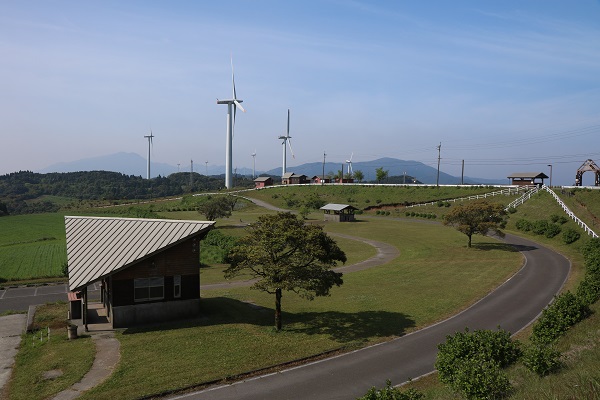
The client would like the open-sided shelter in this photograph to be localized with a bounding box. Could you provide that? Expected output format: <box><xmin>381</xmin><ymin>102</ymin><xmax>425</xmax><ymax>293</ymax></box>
<box><xmin>65</xmin><ymin>216</ymin><xmax>214</xmax><ymax>328</ymax></box>
<box><xmin>320</xmin><ymin>203</ymin><xmax>357</xmax><ymax>222</ymax></box>
<box><xmin>507</xmin><ymin>172</ymin><xmax>548</xmax><ymax>186</ymax></box>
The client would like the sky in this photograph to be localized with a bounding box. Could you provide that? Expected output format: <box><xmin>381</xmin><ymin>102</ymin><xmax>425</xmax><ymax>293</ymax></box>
<box><xmin>1</xmin><ymin>0</ymin><xmax>600</xmax><ymax>185</ymax></box>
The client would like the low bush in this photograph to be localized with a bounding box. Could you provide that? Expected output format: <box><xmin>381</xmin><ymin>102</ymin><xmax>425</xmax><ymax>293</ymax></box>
<box><xmin>515</xmin><ymin>219</ymin><xmax>532</xmax><ymax>231</ymax></box>
<box><xmin>544</xmin><ymin>223</ymin><xmax>561</xmax><ymax>238</ymax></box>
<box><xmin>562</xmin><ymin>228</ymin><xmax>581</xmax><ymax>244</ymax></box>
<box><xmin>531</xmin><ymin>291</ymin><xmax>591</xmax><ymax>344</ymax></box>
<box><xmin>522</xmin><ymin>343</ymin><xmax>562</xmax><ymax>376</ymax></box>
<box><xmin>357</xmin><ymin>380</ymin><xmax>424</xmax><ymax>400</ymax></box>
<box><xmin>452</xmin><ymin>356</ymin><xmax>511</xmax><ymax>400</ymax></box>
<box><xmin>436</xmin><ymin>328</ymin><xmax>520</xmax><ymax>392</ymax></box>
<box><xmin>531</xmin><ymin>220</ymin><xmax>549</xmax><ymax>235</ymax></box>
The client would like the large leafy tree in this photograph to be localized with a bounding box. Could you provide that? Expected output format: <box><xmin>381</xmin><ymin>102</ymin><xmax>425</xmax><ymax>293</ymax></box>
<box><xmin>375</xmin><ymin>167</ymin><xmax>388</xmax><ymax>184</ymax></box>
<box><xmin>198</xmin><ymin>196</ymin><xmax>232</xmax><ymax>221</ymax></box>
<box><xmin>443</xmin><ymin>200</ymin><xmax>507</xmax><ymax>248</ymax></box>
<box><xmin>225</xmin><ymin>212</ymin><xmax>346</xmax><ymax>330</ymax></box>
<box><xmin>353</xmin><ymin>170</ymin><xmax>364</xmax><ymax>183</ymax></box>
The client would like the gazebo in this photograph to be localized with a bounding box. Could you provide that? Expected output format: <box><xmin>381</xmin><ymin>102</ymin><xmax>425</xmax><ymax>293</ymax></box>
<box><xmin>320</xmin><ymin>204</ymin><xmax>357</xmax><ymax>222</ymax></box>
<box><xmin>507</xmin><ymin>172</ymin><xmax>548</xmax><ymax>187</ymax></box>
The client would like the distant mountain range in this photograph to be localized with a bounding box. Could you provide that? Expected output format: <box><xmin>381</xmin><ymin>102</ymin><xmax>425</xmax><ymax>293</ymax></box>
<box><xmin>38</xmin><ymin>152</ymin><xmax>503</xmax><ymax>185</ymax></box>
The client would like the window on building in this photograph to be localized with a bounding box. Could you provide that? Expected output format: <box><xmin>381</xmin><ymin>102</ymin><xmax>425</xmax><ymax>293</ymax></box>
<box><xmin>134</xmin><ymin>277</ymin><xmax>164</xmax><ymax>302</ymax></box>
<box><xmin>173</xmin><ymin>275</ymin><xmax>181</xmax><ymax>298</ymax></box>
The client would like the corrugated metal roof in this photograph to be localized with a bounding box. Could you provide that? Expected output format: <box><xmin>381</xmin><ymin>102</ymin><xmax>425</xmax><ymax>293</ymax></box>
<box><xmin>65</xmin><ymin>216</ymin><xmax>214</xmax><ymax>291</ymax></box>
<box><xmin>507</xmin><ymin>172</ymin><xmax>549</xmax><ymax>179</ymax></box>
<box><xmin>320</xmin><ymin>203</ymin><xmax>356</xmax><ymax>211</ymax></box>
<box><xmin>254</xmin><ymin>176</ymin><xmax>271</xmax><ymax>181</ymax></box>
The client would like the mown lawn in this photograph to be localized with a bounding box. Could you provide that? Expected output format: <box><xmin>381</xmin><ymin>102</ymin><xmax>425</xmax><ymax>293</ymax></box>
<box><xmin>78</xmin><ymin>220</ymin><xmax>522</xmax><ymax>400</ymax></box>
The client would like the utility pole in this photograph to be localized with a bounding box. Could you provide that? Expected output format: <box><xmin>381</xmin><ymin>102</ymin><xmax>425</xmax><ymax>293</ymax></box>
<box><xmin>190</xmin><ymin>159</ymin><xmax>194</xmax><ymax>188</ymax></box>
<box><xmin>436</xmin><ymin>142</ymin><xmax>441</xmax><ymax>187</ymax></box>
<box><xmin>547</xmin><ymin>164</ymin><xmax>553</xmax><ymax>187</ymax></box>
<box><xmin>461</xmin><ymin>160</ymin><xmax>464</xmax><ymax>185</ymax></box>
<box><xmin>322</xmin><ymin>151</ymin><xmax>326</xmax><ymax>185</ymax></box>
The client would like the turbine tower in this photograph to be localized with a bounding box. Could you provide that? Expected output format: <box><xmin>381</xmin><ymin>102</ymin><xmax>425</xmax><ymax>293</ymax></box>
<box><xmin>143</xmin><ymin>131</ymin><xmax>154</xmax><ymax>180</ymax></box>
<box><xmin>251</xmin><ymin>150</ymin><xmax>256</xmax><ymax>179</ymax></box>
<box><xmin>278</xmin><ymin>109</ymin><xmax>294</xmax><ymax>177</ymax></box>
<box><xmin>217</xmin><ymin>57</ymin><xmax>245</xmax><ymax>189</ymax></box>
<box><xmin>346</xmin><ymin>152</ymin><xmax>354</xmax><ymax>176</ymax></box>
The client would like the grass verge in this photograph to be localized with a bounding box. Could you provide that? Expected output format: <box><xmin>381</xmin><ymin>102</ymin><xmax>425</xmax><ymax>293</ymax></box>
<box><xmin>5</xmin><ymin>302</ymin><xmax>95</xmax><ymax>400</ymax></box>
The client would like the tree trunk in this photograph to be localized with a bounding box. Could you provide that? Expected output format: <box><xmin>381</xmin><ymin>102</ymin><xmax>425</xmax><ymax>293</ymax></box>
<box><xmin>467</xmin><ymin>234</ymin><xmax>472</xmax><ymax>248</ymax></box>
<box><xmin>275</xmin><ymin>288</ymin><xmax>282</xmax><ymax>331</ymax></box>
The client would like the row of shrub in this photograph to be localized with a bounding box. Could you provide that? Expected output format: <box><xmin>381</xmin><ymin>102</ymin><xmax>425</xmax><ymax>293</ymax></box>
<box><xmin>404</xmin><ymin>211</ymin><xmax>437</xmax><ymax>219</ymax></box>
<box><xmin>430</xmin><ymin>238</ymin><xmax>600</xmax><ymax>399</ymax></box>
<box><xmin>515</xmin><ymin>216</ymin><xmax>580</xmax><ymax>244</ymax></box>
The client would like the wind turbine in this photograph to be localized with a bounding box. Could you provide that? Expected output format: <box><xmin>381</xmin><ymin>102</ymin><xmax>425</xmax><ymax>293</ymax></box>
<box><xmin>346</xmin><ymin>152</ymin><xmax>354</xmax><ymax>176</ymax></box>
<box><xmin>278</xmin><ymin>109</ymin><xmax>295</xmax><ymax>177</ymax></box>
<box><xmin>217</xmin><ymin>56</ymin><xmax>246</xmax><ymax>189</ymax></box>
<box><xmin>143</xmin><ymin>130</ymin><xmax>154</xmax><ymax>180</ymax></box>
<box><xmin>251</xmin><ymin>150</ymin><xmax>256</xmax><ymax>179</ymax></box>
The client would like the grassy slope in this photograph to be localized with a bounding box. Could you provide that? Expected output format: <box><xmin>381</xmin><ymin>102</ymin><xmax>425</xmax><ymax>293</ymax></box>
<box><xmin>403</xmin><ymin>190</ymin><xmax>600</xmax><ymax>399</ymax></box>
<box><xmin>244</xmin><ymin>185</ymin><xmax>499</xmax><ymax>210</ymax></box>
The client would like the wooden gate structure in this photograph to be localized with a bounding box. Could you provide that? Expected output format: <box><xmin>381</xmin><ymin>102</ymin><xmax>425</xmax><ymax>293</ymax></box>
<box><xmin>575</xmin><ymin>159</ymin><xmax>600</xmax><ymax>186</ymax></box>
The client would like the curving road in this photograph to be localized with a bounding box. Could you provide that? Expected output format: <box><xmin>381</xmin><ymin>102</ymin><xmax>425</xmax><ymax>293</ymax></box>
<box><xmin>171</xmin><ymin>232</ymin><xmax>570</xmax><ymax>400</ymax></box>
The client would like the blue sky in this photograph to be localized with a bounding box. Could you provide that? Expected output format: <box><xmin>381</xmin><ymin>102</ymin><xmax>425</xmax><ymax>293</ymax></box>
<box><xmin>2</xmin><ymin>0</ymin><xmax>600</xmax><ymax>185</ymax></box>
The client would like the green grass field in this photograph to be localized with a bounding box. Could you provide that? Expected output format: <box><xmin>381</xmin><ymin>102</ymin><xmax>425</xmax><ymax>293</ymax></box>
<box><xmin>0</xmin><ymin>213</ymin><xmax>68</xmax><ymax>282</ymax></box>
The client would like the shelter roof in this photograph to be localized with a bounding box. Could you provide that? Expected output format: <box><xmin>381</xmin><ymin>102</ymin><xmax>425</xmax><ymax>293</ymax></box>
<box><xmin>65</xmin><ymin>216</ymin><xmax>214</xmax><ymax>291</ymax></box>
<box><xmin>507</xmin><ymin>172</ymin><xmax>549</xmax><ymax>179</ymax></box>
<box><xmin>320</xmin><ymin>203</ymin><xmax>357</xmax><ymax>211</ymax></box>
<box><xmin>282</xmin><ymin>172</ymin><xmax>295</xmax><ymax>178</ymax></box>
<box><xmin>254</xmin><ymin>176</ymin><xmax>272</xmax><ymax>182</ymax></box>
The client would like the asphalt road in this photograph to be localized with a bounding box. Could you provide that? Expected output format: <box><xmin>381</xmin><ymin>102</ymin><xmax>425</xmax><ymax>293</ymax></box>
<box><xmin>0</xmin><ymin>282</ymin><xmax>100</xmax><ymax>313</ymax></box>
<box><xmin>170</xmin><ymin>232</ymin><xmax>570</xmax><ymax>400</ymax></box>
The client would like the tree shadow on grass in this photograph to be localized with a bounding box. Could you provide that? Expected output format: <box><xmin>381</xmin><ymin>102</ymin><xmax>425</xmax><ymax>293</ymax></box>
<box><xmin>122</xmin><ymin>297</ymin><xmax>415</xmax><ymax>344</ymax></box>
<box><xmin>285</xmin><ymin>310</ymin><xmax>416</xmax><ymax>343</ymax></box>
<box><xmin>471</xmin><ymin>242</ymin><xmax>537</xmax><ymax>252</ymax></box>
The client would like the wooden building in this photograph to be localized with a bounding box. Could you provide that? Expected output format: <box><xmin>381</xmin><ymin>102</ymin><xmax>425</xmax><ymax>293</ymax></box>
<box><xmin>65</xmin><ymin>216</ymin><xmax>214</xmax><ymax>328</ymax></box>
<box><xmin>311</xmin><ymin>176</ymin><xmax>331</xmax><ymax>184</ymax></box>
<box><xmin>507</xmin><ymin>172</ymin><xmax>549</xmax><ymax>187</ymax></box>
<box><xmin>320</xmin><ymin>204</ymin><xmax>357</xmax><ymax>222</ymax></box>
<box><xmin>282</xmin><ymin>172</ymin><xmax>308</xmax><ymax>185</ymax></box>
<box><xmin>254</xmin><ymin>176</ymin><xmax>273</xmax><ymax>188</ymax></box>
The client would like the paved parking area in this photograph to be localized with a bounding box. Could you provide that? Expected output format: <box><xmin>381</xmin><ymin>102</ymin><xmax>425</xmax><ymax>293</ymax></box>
<box><xmin>0</xmin><ymin>283</ymin><xmax>100</xmax><ymax>313</ymax></box>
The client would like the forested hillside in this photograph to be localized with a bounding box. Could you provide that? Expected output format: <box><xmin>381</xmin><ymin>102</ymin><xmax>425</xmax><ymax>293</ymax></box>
<box><xmin>0</xmin><ymin>170</ymin><xmax>254</xmax><ymax>215</ymax></box>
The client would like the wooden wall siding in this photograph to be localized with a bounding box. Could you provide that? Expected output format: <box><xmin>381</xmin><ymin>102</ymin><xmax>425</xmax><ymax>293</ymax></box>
<box><xmin>111</xmin><ymin>273</ymin><xmax>199</xmax><ymax>307</ymax></box>
<box><xmin>112</xmin><ymin>238</ymin><xmax>199</xmax><ymax>281</ymax></box>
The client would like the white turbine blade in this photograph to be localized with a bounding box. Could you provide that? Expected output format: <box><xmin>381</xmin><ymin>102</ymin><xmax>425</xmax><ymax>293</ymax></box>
<box><xmin>231</xmin><ymin>55</ymin><xmax>236</xmax><ymax>100</ymax></box>
<box><xmin>287</xmin><ymin>109</ymin><xmax>290</xmax><ymax>137</ymax></box>
<box><xmin>234</xmin><ymin>100</ymin><xmax>245</xmax><ymax>113</ymax></box>
<box><xmin>350</xmin><ymin>152</ymin><xmax>353</xmax><ymax>162</ymax></box>
<box><xmin>288</xmin><ymin>138</ymin><xmax>295</xmax><ymax>159</ymax></box>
